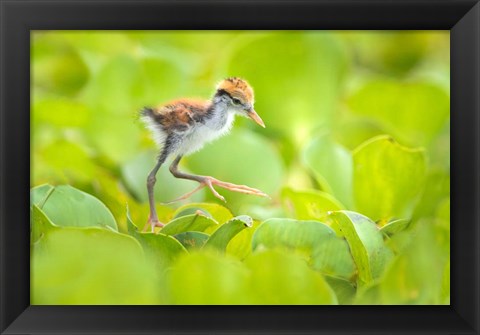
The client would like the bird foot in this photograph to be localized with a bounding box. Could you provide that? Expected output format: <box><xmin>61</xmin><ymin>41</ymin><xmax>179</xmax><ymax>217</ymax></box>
<box><xmin>162</xmin><ymin>176</ymin><xmax>269</xmax><ymax>204</ymax></box>
<box><xmin>143</xmin><ymin>217</ymin><xmax>165</xmax><ymax>233</ymax></box>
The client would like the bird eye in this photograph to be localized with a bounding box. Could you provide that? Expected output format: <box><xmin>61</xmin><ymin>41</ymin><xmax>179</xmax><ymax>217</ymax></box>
<box><xmin>232</xmin><ymin>98</ymin><xmax>241</xmax><ymax>105</ymax></box>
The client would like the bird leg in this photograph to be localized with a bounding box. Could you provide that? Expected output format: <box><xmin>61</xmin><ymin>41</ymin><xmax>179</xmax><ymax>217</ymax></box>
<box><xmin>144</xmin><ymin>151</ymin><xmax>168</xmax><ymax>233</ymax></box>
<box><xmin>164</xmin><ymin>155</ymin><xmax>269</xmax><ymax>204</ymax></box>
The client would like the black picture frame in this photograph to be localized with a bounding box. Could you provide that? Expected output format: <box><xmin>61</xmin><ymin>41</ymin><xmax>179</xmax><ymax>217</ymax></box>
<box><xmin>1</xmin><ymin>0</ymin><xmax>479</xmax><ymax>334</ymax></box>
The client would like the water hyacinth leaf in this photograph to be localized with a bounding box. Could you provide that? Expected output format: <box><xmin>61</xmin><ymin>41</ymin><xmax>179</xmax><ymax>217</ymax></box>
<box><xmin>167</xmin><ymin>252</ymin><xmax>251</xmax><ymax>304</ymax></box>
<box><xmin>226</xmin><ymin>220</ymin><xmax>261</xmax><ymax>260</ymax></box>
<box><xmin>244</xmin><ymin>250</ymin><xmax>338</xmax><ymax>304</ymax></box>
<box><xmin>252</xmin><ymin>218</ymin><xmax>356</xmax><ymax>279</ymax></box>
<box><xmin>324</xmin><ymin>276</ymin><xmax>356</xmax><ymax>305</ymax></box>
<box><xmin>32</xmin><ymin>34</ymin><xmax>89</xmax><ymax>96</ymax></box>
<box><xmin>121</xmin><ymin>150</ymin><xmax>205</xmax><ymax>204</ymax></box>
<box><xmin>33</xmin><ymin>98</ymin><xmax>90</xmax><ymax>128</ymax></box>
<box><xmin>33</xmin><ymin>140</ymin><xmax>98</xmax><ymax>184</ymax></box>
<box><xmin>224</xmin><ymin>32</ymin><xmax>348</xmax><ymax>144</ymax></box>
<box><xmin>379</xmin><ymin>223</ymin><xmax>448</xmax><ymax>304</ymax></box>
<box><xmin>204</xmin><ymin>215</ymin><xmax>253</xmax><ymax>252</ymax></box>
<box><xmin>353</xmin><ymin>135</ymin><xmax>426</xmax><ymax>221</ymax></box>
<box><xmin>329</xmin><ymin>211</ymin><xmax>393</xmax><ymax>286</ymax></box>
<box><xmin>127</xmin><ymin>212</ymin><xmax>188</xmax><ymax>269</ymax></box>
<box><xmin>31</xmin><ymin>184</ymin><xmax>117</xmax><ymax>231</ymax></box>
<box><xmin>186</xmin><ymin>130</ymin><xmax>284</xmax><ymax>213</ymax></box>
<box><xmin>281</xmin><ymin>187</ymin><xmax>344</xmax><ymax>221</ymax></box>
<box><xmin>160</xmin><ymin>213</ymin><xmax>218</xmax><ymax>236</ymax></box>
<box><xmin>347</xmin><ymin>79</ymin><xmax>449</xmax><ymax>146</ymax></box>
<box><xmin>174</xmin><ymin>231</ymin><xmax>210</xmax><ymax>250</ymax></box>
<box><xmin>172</xmin><ymin>203</ymin><xmax>234</xmax><ymax>224</ymax></box>
<box><xmin>31</xmin><ymin>225</ymin><xmax>159</xmax><ymax>304</ymax></box>
<box><xmin>380</xmin><ymin>219</ymin><xmax>410</xmax><ymax>236</ymax></box>
<box><xmin>302</xmin><ymin>135</ymin><xmax>353</xmax><ymax>207</ymax></box>
<box><xmin>167</xmin><ymin>250</ymin><xmax>338</xmax><ymax>305</ymax></box>
<box><xmin>31</xmin><ymin>205</ymin><xmax>57</xmax><ymax>243</ymax></box>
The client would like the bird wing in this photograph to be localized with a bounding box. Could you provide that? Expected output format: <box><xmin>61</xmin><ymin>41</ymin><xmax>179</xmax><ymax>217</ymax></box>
<box><xmin>153</xmin><ymin>99</ymin><xmax>209</xmax><ymax>133</ymax></box>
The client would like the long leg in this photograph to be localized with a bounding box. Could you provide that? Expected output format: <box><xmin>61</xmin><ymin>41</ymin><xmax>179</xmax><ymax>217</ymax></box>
<box><xmin>165</xmin><ymin>155</ymin><xmax>269</xmax><ymax>204</ymax></box>
<box><xmin>144</xmin><ymin>149</ymin><xmax>169</xmax><ymax>232</ymax></box>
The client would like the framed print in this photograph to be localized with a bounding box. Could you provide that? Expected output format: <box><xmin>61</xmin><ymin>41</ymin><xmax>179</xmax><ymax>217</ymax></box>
<box><xmin>1</xmin><ymin>0</ymin><xmax>479</xmax><ymax>334</ymax></box>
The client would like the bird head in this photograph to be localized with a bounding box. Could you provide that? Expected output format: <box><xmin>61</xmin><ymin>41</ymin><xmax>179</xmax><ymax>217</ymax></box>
<box><xmin>215</xmin><ymin>77</ymin><xmax>265</xmax><ymax>128</ymax></box>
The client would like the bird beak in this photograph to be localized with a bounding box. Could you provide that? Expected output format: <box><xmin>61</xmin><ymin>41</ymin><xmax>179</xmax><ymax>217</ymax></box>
<box><xmin>247</xmin><ymin>109</ymin><xmax>265</xmax><ymax>128</ymax></box>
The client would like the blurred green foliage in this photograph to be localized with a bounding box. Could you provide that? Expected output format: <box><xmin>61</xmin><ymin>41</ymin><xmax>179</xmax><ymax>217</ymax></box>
<box><xmin>31</xmin><ymin>31</ymin><xmax>450</xmax><ymax>305</ymax></box>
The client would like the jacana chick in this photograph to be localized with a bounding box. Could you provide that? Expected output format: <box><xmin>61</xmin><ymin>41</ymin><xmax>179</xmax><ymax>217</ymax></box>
<box><xmin>140</xmin><ymin>77</ymin><xmax>267</xmax><ymax>232</ymax></box>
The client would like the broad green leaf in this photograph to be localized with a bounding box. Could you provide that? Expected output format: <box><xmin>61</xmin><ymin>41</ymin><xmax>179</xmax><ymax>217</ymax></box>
<box><xmin>32</xmin><ymin>34</ymin><xmax>89</xmax><ymax>96</ymax></box>
<box><xmin>340</xmin><ymin>31</ymin><xmax>445</xmax><ymax>75</ymax></box>
<box><xmin>378</xmin><ymin>222</ymin><xmax>448</xmax><ymax>304</ymax></box>
<box><xmin>186</xmin><ymin>130</ymin><xmax>284</xmax><ymax>213</ymax></box>
<box><xmin>441</xmin><ymin>260</ymin><xmax>450</xmax><ymax>304</ymax></box>
<box><xmin>31</xmin><ymin>184</ymin><xmax>117</xmax><ymax>231</ymax></box>
<box><xmin>412</xmin><ymin>168</ymin><xmax>450</xmax><ymax>221</ymax></box>
<box><xmin>172</xmin><ymin>203</ymin><xmax>233</xmax><ymax>224</ymax></box>
<box><xmin>329</xmin><ymin>211</ymin><xmax>393</xmax><ymax>286</ymax></box>
<box><xmin>139</xmin><ymin>57</ymin><xmax>187</xmax><ymax>107</ymax></box>
<box><xmin>281</xmin><ymin>187</ymin><xmax>344</xmax><ymax>221</ymax></box>
<box><xmin>244</xmin><ymin>250</ymin><xmax>338</xmax><ymax>304</ymax></box>
<box><xmin>353</xmin><ymin>135</ymin><xmax>426</xmax><ymax>221</ymax></box>
<box><xmin>33</xmin><ymin>98</ymin><xmax>90</xmax><ymax>128</ymax></box>
<box><xmin>31</xmin><ymin>205</ymin><xmax>57</xmax><ymax>243</ymax></box>
<box><xmin>302</xmin><ymin>135</ymin><xmax>353</xmax><ymax>207</ymax></box>
<box><xmin>121</xmin><ymin>150</ymin><xmax>205</xmax><ymax>204</ymax></box>
<box><xmin>33</xmin><ymin>140</ymin><xmax>98</xmax><ymax>184</ymax></box>
<box><xmin>174</xmin><ymin>231</ymin><xmax>209</xmax><ymax>250</ymax></box>
<box><xmin>252</xmin><ymin>218</ymin><xmax>356</xmax><ymax>279</ymax></box>
<box><xmin>380</xmin><ymin>219</ymin><xmax>410</xmax><ymax>236</ymax></box>
<box><xmin>167</xmin><ymin>252</ymin><xmax>250</xmax><ymax>304</ymax></box>
<box><xmin>224</xmin><ymin>32</ymin><xmax>348</xmax><ymax>145</ymax></box>
<box><xmin>167</xmin><ymin>250</ymin><xmax>338</xmax><ymax>304</ymax></box>
<box><xmin>226</xmin><ymin>220</ymin><xmax>261</xmax><ymax>260</ymax></box>
<box><xmin>160</xmin><ymin>213</ymin><xmax>218</xmax><ymax>236</ymax></box>
<box><xmin>127</xmin><ymin>213</ymin><xmax>187</xmax><ymax>270</ymax></box>
<box><xmin>204</xmin><ymin>215</ymin><xmax>253</xmax><ymax>252</ymax></box>
<box><xmin>31</xmin><ymin>225</ymin><xmax>159</xmax><ymax>304</ymax></box>
<box><xmin>347</xmin><ymin>79</ymin><xmax>449</xmax><ymax>146</ymax></box>
<box><xmin>324</xmin><ymin>276</ymin><xmax>356</xmax><ymax>305</ymax></box>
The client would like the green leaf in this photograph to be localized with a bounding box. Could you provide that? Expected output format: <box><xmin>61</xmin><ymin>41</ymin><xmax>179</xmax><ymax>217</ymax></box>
<box><xmin>33</xmin><ymin>140</ymin><xmax>99</xmax><ymax>184</ymax></box>
<box><xmin>224</xmin><ymin>32</ymin><xmax>348</xmax><ymax>144</ymax></box>
<box><xmin>31</xmin><ymin>224</ymin><xmax>159</xmax><ymax>304</ymax></box>
<box><xmin>31</xmin><ymin>184</ymin><xmax>118</xmax><ymax>231</ymax></box>
<box><xmin>32</xmin><ymin>34</ymin><xmax>89</xmax><ymax>96</ymax></box>
<box><xmin>121</xmin><ymin>150</ymin><xmax>205</xmax><ymax>204</ymax></box>
<box><xmin>167</xmin><ymin>250</ymin><xmax>338</xmax><ymax>304</ymax></box>
<box><xmin>172</xmin><ymin>203</ymin><xmax>234</xmax><ymax>224</ymax></box>
<box><xmin>281</xmin><ymin>187</ymin><xmax>344</xmax><ymax>221</ymax></box>
<box><xmin>204</xmin><ymin>215</ymin><xmax>253</xmax><ymax>252</ymax></box>
<box><xmin>186</xmin><ymin>130</ymin><xmax>284</xmax><ymax>212</ymax></box>
<box><xmin>378</xmin><ymin>222</ymin><xmax>448</xmax><ymax>304</ymax></box>
<box><xmin>353</xmin><ymin>135</ymin><xmax>426</xmax><ymax>221</ymax></box>
<box><xmin>33</xmin><ymin>98</ymin><xmax>90</xmax><ymax>128</ymax></box>
<box><xmin>225</xmin><ymin>220</ymin><xmax>261</xmax><ymax>260</ymax></box>
<box><xmin>347</xmin><ymin>79</ymin><xmax>449</xmax><ymax>146</ymax></box>
<box><xmin>31</xmin><ymin>205</ymin><xmax>57</xmax><ymax>243</ymax></box>
<box><xmin>127</xmin><ymin>211</ymin><xmax>187</xmax><ymax>270</ymax></box>
<box><xmin>441</xmin><ymin>260</ymin><xmax>450</xmax><ymax>304</ymax></box>
<box><xmin>174</xmin><ymin>231</ymin><xmax>209</xmax><ymax>250</ymax></box>
<box><xmin>329</xmin><ymin>211</ymin><xmax>393</xmax><ymax>286</ymax></box>
<box><xmin>324</xmin><ymin>276</ymin><xmax>356</xmax><ymax>305</ymax></box>
<box><xmin>302</xmin><ymin>135</ymin><xmax>353</xmax><ymax>207</ymax></box>
<box><xmin>244</xmin><ymin>250</ymin><xmax>338</xmax><ymax>304</ymax></box>
<box><xmin>160</xmin><ymin>213</ymin><xmax>218</xmax><ymax>235</ymax></box>
<box><xmin>380</xmin><ymin>219</ymin><xmax>410</xmax><ymax>236</ymax></box>
<box><xmin>252</xmin><ymin>218</ymin><xmax>356</xmax><ymax>280</ymax></box>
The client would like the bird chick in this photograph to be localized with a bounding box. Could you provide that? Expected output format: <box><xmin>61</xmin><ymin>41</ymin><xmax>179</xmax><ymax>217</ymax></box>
<box><xmin>140</xmin><ymin>77</ymin><xmax>267</xmax><ymax>232</ymax></box>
